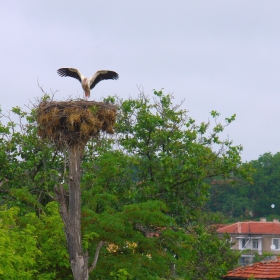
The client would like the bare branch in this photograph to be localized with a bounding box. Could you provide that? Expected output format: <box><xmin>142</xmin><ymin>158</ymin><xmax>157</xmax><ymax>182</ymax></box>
<box><xmin>54</xmin><ymin>184</ymin><xmax>68</xmax><ymax>227</ymax></box>
<box><xmin>88</xmin><ymin>241</ymin><xmax>105</xmax><ymax>273</ymax></box>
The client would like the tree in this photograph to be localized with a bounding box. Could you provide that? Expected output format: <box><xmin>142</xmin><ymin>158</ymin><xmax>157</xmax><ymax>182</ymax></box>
<box><xmin>0</xmin><ymin>90</ymin><xmax>247</xmax><ymax>279</ymax></box>
<box><xmin>207</xmin><ymin>152</ymin><xmax>280</xmax><ymax>220</ymax></box>
<box><xmin>0</xmin><ymin>202</ymin><xmax>71</xmax><ymax>279</ymax></box>
<box><xmin>80</xmin><ymin>90</ymin><xmax>244</xmax><ymax>278</ymax></box>
<box><xmin>246</xmin><ymin>152</ymin><xmax>280</xmax><ymax>217</ymax></box>
<box><xmin>207</xmin><ymin>177</ymin><xmax>255</xmax><ymax>219</ymax></box>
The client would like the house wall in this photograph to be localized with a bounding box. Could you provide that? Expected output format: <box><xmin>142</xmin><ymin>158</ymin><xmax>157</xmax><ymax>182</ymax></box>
<box><xmin>229</xmin><ymin>234</ymin><xmax>280</xmax><ymax>254</ymax></box>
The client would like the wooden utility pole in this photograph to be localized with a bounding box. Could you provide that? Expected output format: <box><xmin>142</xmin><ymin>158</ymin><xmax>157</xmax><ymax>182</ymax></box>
<box><xmin>37</xmin><ymin>100</ymin><xmax>117</xmax><ymax>280</ymax></box>
<box><xmin>66</xmin><ymin>143</ymin><xmax>88</xmax><ymax>279</ymax></box>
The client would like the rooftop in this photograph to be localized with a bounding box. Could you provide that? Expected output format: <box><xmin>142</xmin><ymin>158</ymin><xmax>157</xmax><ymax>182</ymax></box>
<box><xmin>223</xmin><ymin>256</ymin><xmax>280</xmax><ymax>279</ymax></box>
<box><xmin>218</xmin><ymin>220</ymin><xmax>280</xmax><ymax>235</ymax></box>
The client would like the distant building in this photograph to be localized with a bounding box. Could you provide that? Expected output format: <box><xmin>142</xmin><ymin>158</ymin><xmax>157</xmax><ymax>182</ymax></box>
<box><xmin>217</xmin><ymin>218</ymin><xmax>280</xmax><ymax>265</ymax></box>
<box><xmin>223</xmin><ymin>256</ymin><xmax>280</xmax><ymax>279</ymax></box>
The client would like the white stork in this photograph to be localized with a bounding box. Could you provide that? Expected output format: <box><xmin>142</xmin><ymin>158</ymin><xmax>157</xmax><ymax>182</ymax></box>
<box><xmin>57</xmin><ymin>68</ymin><xmax>119</xmax><ymax>100</ymax></box>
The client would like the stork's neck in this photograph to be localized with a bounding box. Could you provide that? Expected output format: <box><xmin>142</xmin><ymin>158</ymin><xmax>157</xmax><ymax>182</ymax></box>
<box><xmin>82</xmin><ymin>77</ymin><xmax>89</xmax><ymax>90</ymax></box>
<box><xmin>82</xmin><ymin>77</ymin><xmax>88</xmax><ymax>84</ymax></box>
<box><xmin>82</xmin><ymin>77</ymin><xmax>90</xmax><ymax>94</ymax></box>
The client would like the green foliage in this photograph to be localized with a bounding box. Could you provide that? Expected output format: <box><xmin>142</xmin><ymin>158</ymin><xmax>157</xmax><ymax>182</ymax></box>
<box><xmin>0</xmin><ymin>90</ymin><xmax>247</xmax><ymax>279</ymax></box>
<box><xmin>208</xmin><ymin>152</ymin><xmax>280</xmax><ymax>219</ymax></box>
<box><xmin>110</xmin><ymin>268</ymin><xmax>131</xmax><ymax>280</ymax></box>
<box><xmin>251</xmin><ymin>251</ymin><xmax>273</xmax><ymax>263</ymax></box>
<box><xmin>0</xmin><ymin>202</ymin><xmax>71</xmax><ymax>279</ymax></box>
<box><xmin>249</xmin><ymin>152</ymin><xmax>280</xmax><ymax>217</ymax></box>
<box><xmin>82</xmin><ymin>91</ymin><xmax>245</xmax><ymax>279</ymax></box>
<box><xmin>115</xmin><ymin>91</ymin><xmax>244</xmax><ymax>216</ymax></box>
<box><xmin>0</xmin><ymin>105</ymin><xmax>64</xmax><ymax>211</ymax></box>
<box><xmin>0</xmin><ymin>206</ymin><xmax>39</xmax><ymax>279</ymax></box>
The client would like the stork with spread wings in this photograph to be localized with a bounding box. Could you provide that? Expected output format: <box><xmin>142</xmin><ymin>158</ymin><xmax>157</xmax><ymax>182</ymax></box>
<box><xmin>57</xmin><ymin>68</ymin><xmax>119</xmax><ymax>100</ymax></box>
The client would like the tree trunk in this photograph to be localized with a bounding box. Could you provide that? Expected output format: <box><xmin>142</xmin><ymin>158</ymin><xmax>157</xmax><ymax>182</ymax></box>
<box><xmin>66</xmin><ymin>143</ymin><xmax>88</xmax><ymax>280</ymax></box>
<box><xmin>54</xmin><ymin>143</ymin><xmax>105</xmax><ymax>279</ymax></box>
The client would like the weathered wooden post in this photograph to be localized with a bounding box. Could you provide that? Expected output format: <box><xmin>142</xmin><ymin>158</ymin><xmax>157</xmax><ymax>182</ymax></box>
<box><xmin>37</xmin><ymin>100</ymin><xmax>117</xmax><ymax>280</ymax></box>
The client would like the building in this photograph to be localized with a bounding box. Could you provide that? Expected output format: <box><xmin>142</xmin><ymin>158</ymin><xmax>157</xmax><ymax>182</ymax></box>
<box><xmin>217</xmin><ymin>218</ymin><xmax>280</xmax><ymax>265</ymax></box>
<box><xmin>223</xmin><ymin>256</ymin><xmax>280</xmax><ymax>279</ymax></box>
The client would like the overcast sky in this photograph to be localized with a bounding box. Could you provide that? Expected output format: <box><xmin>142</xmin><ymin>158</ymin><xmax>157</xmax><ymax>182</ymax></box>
<box><xmin>1</xmin><ymin>1</ymin><xmax>280</xmax><ymax>162</ymax></box>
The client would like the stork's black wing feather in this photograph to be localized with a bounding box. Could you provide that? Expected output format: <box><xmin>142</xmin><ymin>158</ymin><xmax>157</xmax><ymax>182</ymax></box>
<box><xmin>57</xmin><ymin>68</ymin><xmax>82</xmax><ymax>83</ymax></box>
<box><xmin>90</xmin><ymin>71</ymin><xmax>119</xmax><ymax>89</ymax></box>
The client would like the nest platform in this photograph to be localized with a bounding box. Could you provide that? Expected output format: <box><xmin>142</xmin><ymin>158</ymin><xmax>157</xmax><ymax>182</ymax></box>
<box><xmin>37</xmin><ymin>100</ymin><xmax>117</xmax><ymax>147</ymax></box>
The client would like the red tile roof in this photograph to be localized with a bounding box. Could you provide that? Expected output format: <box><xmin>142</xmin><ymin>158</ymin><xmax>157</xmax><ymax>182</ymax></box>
<box><xmin>217</xmin><ymin>221</ymin><xmax>280</xmax><ymax>235</ymax></box>
<box><xmin>224</xmin><ymin>257</ymin><xmax>280</xmax><ymax>279</ymax></box>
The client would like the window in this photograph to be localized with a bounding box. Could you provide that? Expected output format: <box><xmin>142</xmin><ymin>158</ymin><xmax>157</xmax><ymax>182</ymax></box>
<box><xmin>272</xmin><ymin>238</ymin><xmax>280</xmax><ymax>250</ymax></box>
<box><xmin>241</xmin><ymin>239</ymin><xmax>249</xmax><ymax>248</ymax></box>
<box><xmin>239</xmin><ymin>256</ymin><xmax>254</xmax><ymax>266</ymax></box>
<box><xmin>252</xmin><ymin>240</ymin><xmax>258</xmax><ymax>249</ymax></box>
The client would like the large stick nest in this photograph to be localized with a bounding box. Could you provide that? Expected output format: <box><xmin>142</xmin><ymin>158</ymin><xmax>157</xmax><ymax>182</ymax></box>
<box><xmin>37</xmin><ymin>101</ymin><xmax>117</xmax><ymax>147</ymax></box>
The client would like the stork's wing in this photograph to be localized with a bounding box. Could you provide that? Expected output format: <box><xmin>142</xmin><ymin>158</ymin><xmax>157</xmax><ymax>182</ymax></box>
<box><xmin>89</xmin><ymin>70</ymin><xmax>119</xmax><ymax>89</ymax></box>
<box><xmin>57</xmin><ymin>68</ymin><xmax>83</xmax><ymax>83</ymax></box>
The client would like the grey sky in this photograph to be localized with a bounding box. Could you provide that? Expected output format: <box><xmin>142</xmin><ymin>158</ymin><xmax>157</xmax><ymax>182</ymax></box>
<box><xmin>1</xmin><ymin>1</ymin><xmax>280</xmax><ymax>161</ymax></box>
